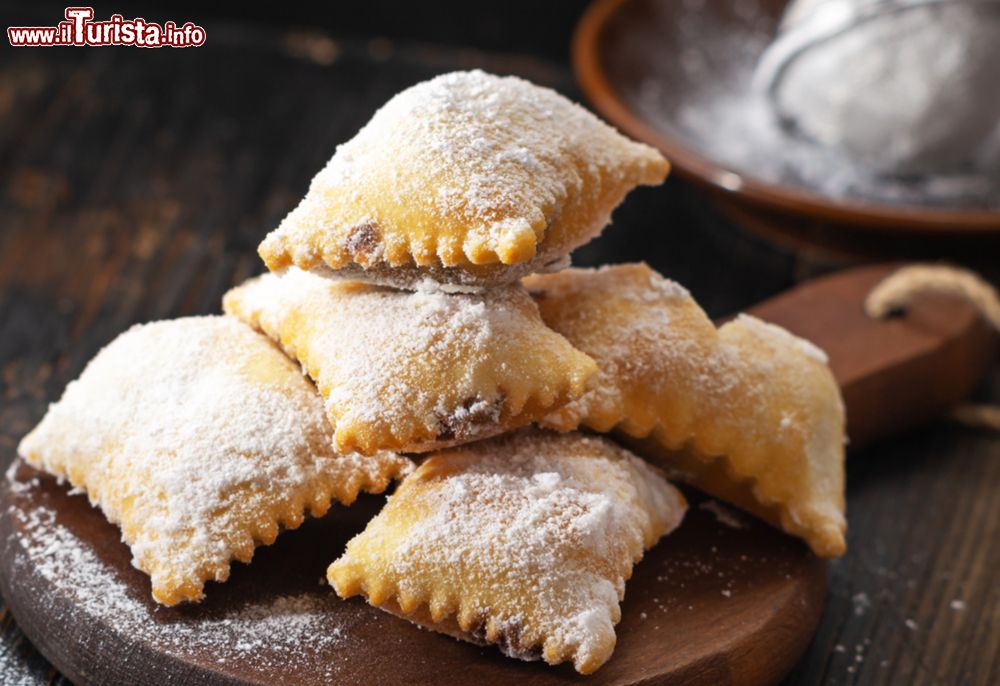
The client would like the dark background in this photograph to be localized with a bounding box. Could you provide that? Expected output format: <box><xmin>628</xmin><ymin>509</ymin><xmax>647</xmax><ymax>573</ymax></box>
<box><xmin>0</xmin><ymin>2</ymin><xmax>997</xmax><ymax>684</ymax></box>
<box><xmin>134</xmin><ymin>1</ymin><xmax>587</xmax><ymax>60</ymax></box>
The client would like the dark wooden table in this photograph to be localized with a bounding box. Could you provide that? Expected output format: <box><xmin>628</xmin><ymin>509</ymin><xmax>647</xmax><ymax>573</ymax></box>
<box><xmin>1</xmin><ymin>3</ymin><xmax>997</xmax><ymax>684</ymax></box>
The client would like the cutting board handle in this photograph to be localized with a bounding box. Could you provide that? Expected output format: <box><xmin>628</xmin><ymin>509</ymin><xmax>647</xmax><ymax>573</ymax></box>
<box><xmin>744</xmin><ymin>264</ymin><xmax>998</xmax><ymax>449</ymax></box>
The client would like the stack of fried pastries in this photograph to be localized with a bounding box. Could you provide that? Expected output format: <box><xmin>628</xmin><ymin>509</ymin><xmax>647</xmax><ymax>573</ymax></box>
<box><xmin>17</xmin><ymin>70</ymin><xmax>845</xmax><ymax>675</ymax></box>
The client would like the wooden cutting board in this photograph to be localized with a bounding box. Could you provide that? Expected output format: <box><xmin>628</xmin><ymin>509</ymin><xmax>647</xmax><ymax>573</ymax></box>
<box><xmin>0</xmin><ymin>264</ymin><xmax>994</xmax><ymax>686</ymax></box>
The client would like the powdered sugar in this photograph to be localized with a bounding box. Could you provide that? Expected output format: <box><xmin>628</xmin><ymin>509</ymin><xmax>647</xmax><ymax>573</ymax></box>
<box><xmin>527</xmin><ymin>264</ymin><xmax>700</xmax><ymax>429</ymax></box>
<box><xmin>633</xmin><ymin>1</ymin><xmax>1000</xmax><ymax>208</ymax></box>
<box><xmin>391</xmin><ymin>445</ymin><xmax>626</xmax><ymax>571</ymax></box>
<box><xmin>316</xmin><ymin>69</ymin><xmax>657</xmax><ymax>229</ymax></box>
<box><xmin>528</xmin><ymin>264</ymin><xmax>710</xmax><ymax>433</ymax></box>
<box><xmin>259</xmin><ymin>70</ymin><xmax>667</xmax><ymax>288</ymax></box>
<box><xmin>6</xmin><ymin>487</ymin><xmax>347</xmax><ymax>677</ymax></box>
<box><xmin>528</xmin><ymin>263</ymin><xmax>689</xmax><ymax>304</ymax></box>
<box><xmin>17</xmin><ymin>316</ymin><xmax>410</xmax><ymax>604</ymax></box>
<box><xmin>733</xmin><ymin>314</ymin><xmax>829</xmax><ymax>364</ymax></box>
<box><xmin>224</xmin><ymin>269</ymin><xmax>595</xmax><ymax>454</ymax></box>
<box><xmin>331</xmin><ymin>430</ymin><xmax>686</xmax><ymax>674</ymax></box>
<box><xmin>647</xmin><ymin>270</ymin><xmax>691</xmax><ymax>300</ymax></box>
<box><xmin>529</xmin><ymin>264</ymin><xmax>846</xmax><ymax>558</ymax></box>
<box><xmin>0</xmin><ymin>570</ymin><xmax>37</xmax><ymax>686</ymax></box>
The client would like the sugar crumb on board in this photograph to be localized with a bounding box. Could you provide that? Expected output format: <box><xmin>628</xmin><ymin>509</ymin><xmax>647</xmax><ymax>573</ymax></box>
<box><xmin>7</xmin><ymin>494</ymin><xmax>348</xmax><ymax>678</ymax></box>
<box><xmin>0</xmin><ymin>639</ymin><xmax>37</xmax><ymax>686</ymax></box>
<box><xmin>852</xmin><ymin>591</ymin><xmax>871</xmax><ymax>616</ymax></box>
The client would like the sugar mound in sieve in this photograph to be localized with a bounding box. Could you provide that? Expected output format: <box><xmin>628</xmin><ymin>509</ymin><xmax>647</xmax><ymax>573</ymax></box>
<box><xmin>755</xmin><ymin>0</ymin><xmax>1000</xmax><ymax>175</ymax></box>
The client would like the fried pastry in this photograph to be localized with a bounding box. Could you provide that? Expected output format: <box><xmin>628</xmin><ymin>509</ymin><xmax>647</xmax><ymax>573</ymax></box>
<box><xmin>223</xmin><ymin>268</ymin><xmax>597</xmax><ymax>455</ymax></box>
<box><xmin>258</xmin><ymin>70</ymin><xmax>669</xmax><ymax>291</ymax></box>
<box><xmin>17</xmin><ymin>316</ymin><xmax>412</xmax><ymax>606</ymax></box>
<box><xmin>328</xmin><ymin>429</ymin><xmax>687</xmax><ymax>674</ymax></box>
<box><xmin>524</xmin><ymin>264</ymin><xmax>846</xmax><ymax>558</ymax></box>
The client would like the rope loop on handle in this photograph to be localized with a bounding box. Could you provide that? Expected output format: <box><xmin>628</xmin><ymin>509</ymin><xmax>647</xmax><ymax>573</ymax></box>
<box><xmin>864</xmin><ymin>264</ymin><xmax>1000</xmax><ymax>332</ymax></box>
<box><xmin>864</xmin><ymin>264</ymin><xmax>1000</xmax><ymax>433</ymax></box>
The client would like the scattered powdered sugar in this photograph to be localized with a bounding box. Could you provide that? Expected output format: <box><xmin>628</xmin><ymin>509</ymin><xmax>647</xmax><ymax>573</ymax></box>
<box><xmin>852</xmin><ymin>591</ymin><xmax>871</xmax><ymax>617</ymax></box>
<box><xmin>0</xmin><ymin>649</ymin><xmax>35</xmax><ymax>686</ymax></box>
<box><xmin>528</xmin><ymin>263</ymin><xmax>700</xmax><ymax>429</ymax></box>
<box><xmin>632</xmin><ymin>0</ymin><xmax>1000</xmax><ymax>209</ymax></box>
<box><xmin>224</xmin><ymin>269</ymin><xmax>593</xmax><ymax>453</ymax></box>
<box><xmin>732</xmin><ymin>314</ymin><xmax>829</xmax><ymax>365</ymax></box>
<box><xmin>335</xmin><ymin>431</ymin><xmax>686</xmax><ymax>672</ymax></box>
<box><xmin>14</xmin><ymin>505</ymin><xmax>138</xmax><ymax>619</ymax></box>
<box><xmin>7</xmin><ymin>492</ymin><xmax>346</xmax><ymax>674</ymax></box>
<box><xmin>311</xmin><ymin>68</ymin><xmax>662</xmax><ymax>238</ymax></box>
<box><xmin>204</xmin><ymin>595</ymin><xmax>344</xmax><ymax>659</ymax></box>
<box><xmin>533</xmin><ymin>263</ymin><xmax>690</xmax><ymax>305</ymax></box>
<box><xmin>529</xmin><ymin>264</ymin><xmax>846</xmax><ymax>558</ymax></box>
<box><xmin>647</xmin><ymin>272</ymin><xmax>691</xmax><ymax>300</ymax></box>
<box><xmin>411</xmin><ymin>275</ymin><xmax>486</xmax><ymax>295</ymax></box>
<box><xmin>5</xmin><ymin>470</ymin><xmax>38</xmax><ymax>495</ymax></box>
<box><xmin>4</xmin><ymin>461</ymin><xmax>17</xmax><ymax>483</ymax></box>
<box><xmin>260</xmin><ymin>70</ymin><xmax>667</xmax><ymax>292</ymax></box>
<box><xmin>391</xmin><ymin>446</ymin><xmax>627</xmax><ymax>572</ymax></box>
<box><xmin>0</xmin><ymin>597</ymin><xmax>37</xmax><ymax>686</ymax></box>
<box><xmin>698</xmin><ymin>500</ymin><xmax>748</xmax><ymax>529</ymax></box>
<box><xmin>16</xmin><ymin>316</ymin><xmax>409</xmax><ymax>603</ymax></box>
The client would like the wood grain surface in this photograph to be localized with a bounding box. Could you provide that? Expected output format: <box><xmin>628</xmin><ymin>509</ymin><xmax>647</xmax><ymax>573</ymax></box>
<box><xmin>0</xmin><ymin>3</ymin><xmax>997</xmax><ymax>685</ymax></box>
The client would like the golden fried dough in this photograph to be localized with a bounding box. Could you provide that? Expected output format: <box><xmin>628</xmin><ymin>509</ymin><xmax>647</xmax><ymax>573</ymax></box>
<box><xmin>17</xmin><ymin>316</ymin><xmax>412</xmax><ymax>605</ymax></box>
<box><xmin>223</xmin><ymin>268</ymin><xmax>597</xmax><ymax>455</ymax></box>
<box><xmin>258</xmin><ymin>70</ymin><xmax>668</xmax><ymax>290</ymax></box>
<box><xmin>524</xmin><ymin>264</ymin><xmax>846</xmax><ymax>558</ymax></box>
<box><xmin>328</xmin><ymin>429</ymin><xmax>686</xmax><ymax>674</ymax></box>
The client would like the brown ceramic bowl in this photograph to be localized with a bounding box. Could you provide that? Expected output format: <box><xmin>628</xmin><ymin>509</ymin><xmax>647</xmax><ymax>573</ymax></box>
<box><xmin>572</xmin><ymin>0</ymin><xmax>1000</xmax><ymax>258</ymax></box>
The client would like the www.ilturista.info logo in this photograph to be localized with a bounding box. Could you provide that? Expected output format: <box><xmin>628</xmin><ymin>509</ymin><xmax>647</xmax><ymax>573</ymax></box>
<box><xmin>8</xmin><ymin>7</ymin><xmax>206</xmax><ymax>47</ymax></box>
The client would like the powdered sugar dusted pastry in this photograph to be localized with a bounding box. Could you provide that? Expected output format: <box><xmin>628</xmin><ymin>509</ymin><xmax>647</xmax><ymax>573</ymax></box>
<box><xmin>17</xmin><ymin>316</ymin><xmax>412</xmax><ymax>606</ymax></box>
<box><xmin>524</xmin><ymin>264</ymin><xmax>846</xmax><ymax>558</ymax></box>
<box><xmin>327</xmin><ymin>429</ymin><xmax>686</xmax><ymax>674</ymax></box>
<box><xmin>223</xmin><ymin>268</ymin><xmax>597</xmax><ymax>455</ymax></box>
<box><xmin>258</xmin><ymin>70</ymin><xmax>669</xmax><ymax>291</ymax></box>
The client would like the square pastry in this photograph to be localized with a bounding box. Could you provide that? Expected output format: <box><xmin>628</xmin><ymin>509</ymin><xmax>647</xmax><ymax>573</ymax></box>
<box><xmin>258</xmin><ymin>70</ymin><xmax>669</xmax><ymax>290</ymax></box>
<box><xmin>328</xmin><ymin>429</ymin><xmax>687</xmax><ymax>674</ymax></box>
<box><xmin>223</xmin><ymin>268</ymin><xmax>597</xmax><ymax>455</ymax></box>
<box><xmin>18</xmin><ymin>316</ymin><xmax>412</xmax><ymax>605</ymax></box>
<box><xmin>525</xmin><ymin>264</ymin><xmax>847</xmax><ymax>558</ymax></box>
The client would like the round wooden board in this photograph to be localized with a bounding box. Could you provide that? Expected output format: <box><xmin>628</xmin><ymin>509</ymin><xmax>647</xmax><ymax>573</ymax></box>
<box><xmin>0</xmin><ymin>459</ymin><xmax>825</xmax><ymax>686</ymax></box>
